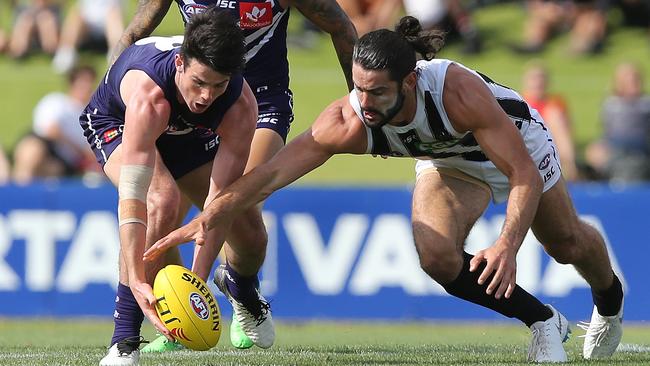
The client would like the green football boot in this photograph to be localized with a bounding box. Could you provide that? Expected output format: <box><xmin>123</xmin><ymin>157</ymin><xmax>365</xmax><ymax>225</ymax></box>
<box><xmin>230</xmin><ymin>313</ymin><xmax>254</xmax><ymax>349</ymax></box>
<box><xmin>140</xmin><ymin>335</ymin><xmax>184</xmax><ymax>353</ymax></box>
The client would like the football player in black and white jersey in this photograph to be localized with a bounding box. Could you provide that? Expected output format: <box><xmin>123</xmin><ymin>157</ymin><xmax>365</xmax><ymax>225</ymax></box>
<box><xmin>110</xmin><ymin>0</ymin><xmax>357</xmax><ymax>351</ymax></box>
<box><xmin>146</xmin><ymin>16</ymin><xmax>624</xmax><ymax>363</ymax></box>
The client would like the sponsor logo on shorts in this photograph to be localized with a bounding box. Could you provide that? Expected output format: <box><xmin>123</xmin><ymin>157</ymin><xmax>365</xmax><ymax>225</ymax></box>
<box><xmin>182</xmin><ymin>3</ymin><xmax>208</xmax><ymax>16</ymax></box>
<box><xmin>543</xmin><ymin>165</ymin><xmax>556</xmax><ymax>183</ymax></box>
<box><xmin>103</xmin><ymin>129</ymin><xmax>119</xmax><ymax>143</ymax></box>
<box><xmin>204</xmin><ymin>136</ymin><xmax>218</xmax><ymax>151</ymax></box>
<box><xmin>258</xmin><ymin>113</ymin><xmax>281</xmax><ymax>125</ymax></box>
<box><xmin>538</xmin><ymin>153</ymin><xmax>551</xmax><ymax>170</ymax></box>
<box><xmin>189</xmin><ymin>292</ymin><xmax>210</xmax><ymax>320</ymax></box>
<box><xmin>240</xmin><ymin>2</ymin><xmax>272</xmax><ymax>29</ymax></box>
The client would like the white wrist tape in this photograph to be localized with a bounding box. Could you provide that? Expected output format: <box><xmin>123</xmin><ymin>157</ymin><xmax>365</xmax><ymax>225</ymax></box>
<box><xmin>118</xmin><ymin>165</ymin><xmax>153</xmax><ymax>227</ymax></box>
<box><xmin>119</xmin><ymin>165</ymin><xmax>153</xmax><ymax>202</ymax></box>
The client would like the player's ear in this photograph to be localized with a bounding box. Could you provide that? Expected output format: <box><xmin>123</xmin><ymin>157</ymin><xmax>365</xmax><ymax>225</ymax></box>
<box><xmin>402</xmin><ymin>71</ymin><xmax>417</xmax><ymax>91</ymax></box>
<box><xmin>175</xmin><ymin>54</ymin><xmax>184</xmax><ymax>73</ymax></box>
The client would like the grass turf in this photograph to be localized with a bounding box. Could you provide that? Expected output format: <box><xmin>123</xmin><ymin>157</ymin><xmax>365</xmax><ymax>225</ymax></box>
<box><xmin>0</xmin><ymin>319</ymin><xmax>649</xmax><ymax>365</ymax></box>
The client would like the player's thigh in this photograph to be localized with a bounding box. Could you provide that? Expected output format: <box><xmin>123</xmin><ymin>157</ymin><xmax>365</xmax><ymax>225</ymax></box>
<box><xmin>176</xmin><ymin>161</ymin><xmax>212</xmax><ymax>208</ymax></box>
<box><xmin>104</xmin><ymin>144</ymin><xmax>181</xmax><ymax>217</ymax></box>
<box><xmin>412</xmin><ymin>168</ymin><xmax>491</xmax><ymax>258</ymax></box>
<box><xmin>531</xmin><ymin>177</ymin><xmax>579</xmax><ymax>246</ymax></box>
<box><xmin>245</xmin><ymin>128</ymin><xmax>285</xmax><ymax>174</ymax></box>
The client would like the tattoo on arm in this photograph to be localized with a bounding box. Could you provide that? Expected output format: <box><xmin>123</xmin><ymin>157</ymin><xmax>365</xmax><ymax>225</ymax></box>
<box><xmin>109</xmin><ymin>0</ymin><xmax>174</xmax><ymax>64</ymax></box>
<box><xmin>292</xmin><ymin>0</ymin><xmax>358</xmax><ymax>91</ymax></box>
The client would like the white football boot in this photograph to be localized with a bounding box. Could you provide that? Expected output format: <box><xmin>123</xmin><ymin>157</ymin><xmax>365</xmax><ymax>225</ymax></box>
<box><xmin>527</xmin><ymin>305</ymin><xmax>570</xmax><ymax>363</ymax></box>
<box><xmin>99</xmin><ymin>336</ymin><xmax>147</xmax><ymax>366</ymax></box>
<box><xmin>579</xmin><ymin>299</ymin><xmax>624</xmax><ymax>359</ymax></box>
<box><xmin>214</xmin><ymin>264</ymin><xmax>275</xmax><ymax>348</ymax></box>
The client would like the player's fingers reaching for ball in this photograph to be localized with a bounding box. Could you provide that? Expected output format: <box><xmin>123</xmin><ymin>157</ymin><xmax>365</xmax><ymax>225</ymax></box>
<box><xmin>143</xmin><ymin>238</ymin><xmax>170</xmax><ymax>262</ymax></box>
<box><xmin>144</xmin><ymin>221</ymin><xmax>204</xmax><ymax>261</ymax></box>
<box><xmin>131</xmin><ymin>282</ymin><xmax>174</xmax><ymax>341</ymax></box>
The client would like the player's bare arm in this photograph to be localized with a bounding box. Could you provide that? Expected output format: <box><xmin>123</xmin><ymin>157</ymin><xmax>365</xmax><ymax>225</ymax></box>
<box><xmin>442</xmin><ymin>64</ymin><xmax>543</xmax><ymax>300</ymax></box>
<box><xmin>191</xmin><ymin>81</ymin><xmax>257</xmax><ymax>252</ymax></box>
<box><xmin>210</xmin><ymin>81</ymin><xmax>258</xmax><ymax>197</ymax></box>
<box><xmin>118</xmin><ymin>70</ymin><xmax>173</xmax><ymax>338</ymax></box>
<box><xmin>145</xmin><ymin>96</ymin><xmax>367</xmax><ymax>260</ymax></box>
<box><xmin>109</xmin><ymin>0</ymin><xmax>173</xmax><ymax>64</ymax></box>
<box><xmin>290</xmin><ymin>0</ymin><xmax>358</xmax><ymax>90</ymax></box>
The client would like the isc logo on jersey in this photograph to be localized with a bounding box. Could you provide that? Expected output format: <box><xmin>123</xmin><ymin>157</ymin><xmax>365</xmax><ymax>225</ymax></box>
<box><xmin>215</xmin><ymin>0</ymin><xmax>236</xmax><ymax>8</ymax></box>
<box><xmin>153</xmin><ymin>265</ymin><xmax>221</xmax><ymax>351</ymax></box>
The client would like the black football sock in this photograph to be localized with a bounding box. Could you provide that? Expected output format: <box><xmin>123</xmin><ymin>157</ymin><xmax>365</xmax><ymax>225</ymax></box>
<box><xmin>441</xmin><ymin>252</ymin><xmax>552</xmax><ymax>327</ymax></box>
<box><xmin>592</xmin><ymin>272</ymin><xmax>624</xmax><ymax>316</ymax></box>
<box><xmin>225</xmin><ymin>262</ymin><xmax>260</xmax><ymax>309</ymax></box>
<box><xmin>110</xmin><ymin>282</ymin><xmax>145</xmax><ymax>346</ymax></box>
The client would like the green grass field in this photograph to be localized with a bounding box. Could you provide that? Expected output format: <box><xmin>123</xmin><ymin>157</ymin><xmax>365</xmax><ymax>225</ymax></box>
<box><xmin>1</xmin><ymin>319</ymin><xmax>649</xmax><ymax>365</ymax></box>
<box><xmin>1</xmin><ymin>2</ymin><xmax>649</xmax><ymax>184</ymax></box>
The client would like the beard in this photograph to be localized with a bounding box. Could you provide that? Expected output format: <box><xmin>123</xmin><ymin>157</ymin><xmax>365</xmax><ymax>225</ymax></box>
<box><xmin>361</xmin><ymin>90</ymin><xmax>405</xmax><ymax>129</ymax></box>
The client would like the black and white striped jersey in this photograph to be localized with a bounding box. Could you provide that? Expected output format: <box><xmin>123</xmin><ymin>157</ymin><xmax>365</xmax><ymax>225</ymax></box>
<box><xmin>349</xmin><ymin>59</ymin><xmax>545</xmax><ymax>161</ymax></box>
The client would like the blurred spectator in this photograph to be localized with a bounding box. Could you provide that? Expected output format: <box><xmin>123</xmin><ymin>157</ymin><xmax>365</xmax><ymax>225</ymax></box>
<box><xmin>403</xmin><ymin>0</ymin><xmax>482</xmax><ymax>54</ymax></box>
<box><xmin>586</xmin><ymin>62</ymin><xmax>650</xmax><ymax>182</ymax></box>
<box><xmin>512</xmin><ymin>0</ymin><xmax>607</xmax><ymax>55</ymax></box>
<box><xmin>0</xmin><ymin>144</ymin><xmax>10</xmax><ymax>185</ymax></box>
<box><xmin>336</xmin><ymin>0</ymin><xmax>402</xmax><ymax>35</ymax></box>
<box><xmin>522</xmin><ymin>63</ymin><xmax>580</xmax><ymax>181</ymax></box>
<box><xmin>7</xmin><ymin>0</ymin><xmax>61</xmax><ymax>59</ymax></box>
<box><xmin>12</xmin><ymin>66</ymin><xmax>99</xmax><ymax>184</ymax></box>
<box><xmin>0</xmin><ymin>2</ymin><xmax>13</xmax><ymax>54</ymax></box>
<box><xmin>52</xmin><ymin>0</ymin><xmax>125</xmax><ymax>73</ymax></box>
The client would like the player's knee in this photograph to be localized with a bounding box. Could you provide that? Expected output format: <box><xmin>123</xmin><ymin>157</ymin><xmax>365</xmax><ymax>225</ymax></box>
<box><xmin>541</xmin><ymin>232</ymin><xmax>580</xmax><ymax>264</ymax></box>
<box><xmin>146</xmin><ymin>189</ymin><xmax>181</xmax><ymax>228</ymax></box>
<box><xmin>418</xmin><ymin>247</ymin><xmax>461</xmax><ymax>284</ymax></box>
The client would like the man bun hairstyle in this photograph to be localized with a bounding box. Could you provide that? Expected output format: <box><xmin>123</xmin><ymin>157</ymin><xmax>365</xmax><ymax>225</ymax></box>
<box><xmin>353</xmin><ymin>16</ymin><xmax>445</xmax><ymax>82</ymax></box>
<box><xmin>395</xmin><ymin>16</ymin><xmax>444</xmax><ymax>62</ymax></box>
<box><xmin>182</xmin><ymin>6</ymin><xmax>245</xmax><ymax>75</ymax></box>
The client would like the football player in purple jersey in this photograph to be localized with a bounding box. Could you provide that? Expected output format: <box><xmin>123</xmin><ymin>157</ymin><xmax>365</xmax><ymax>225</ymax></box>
<box><xmin>110</xmin><ymin>0</ymin><xmax>357</xmax><ymax>352</ymax></box>
<box><xmin>81</xmin><ymin>8</ymin><xmax>266</xmax><ymax>365</ymax></box>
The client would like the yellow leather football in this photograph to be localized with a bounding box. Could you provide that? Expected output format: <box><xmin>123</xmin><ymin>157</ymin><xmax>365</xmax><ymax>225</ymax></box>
<box><xmin>153</xmin><ymin>265</ymin><xmax>221</xmax><ymax>350</ymax></box>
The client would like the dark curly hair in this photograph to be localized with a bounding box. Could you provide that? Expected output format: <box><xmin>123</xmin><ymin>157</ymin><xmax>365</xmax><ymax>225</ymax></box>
<box><xmin>181</xmin><ymin>6</ymin><xmax>245</xmax><ymax>75</ymax></box>
<box><xmin>353</xmin><ymin>16</ymin><xmax>445</xmax><ymax>82</ymax></box>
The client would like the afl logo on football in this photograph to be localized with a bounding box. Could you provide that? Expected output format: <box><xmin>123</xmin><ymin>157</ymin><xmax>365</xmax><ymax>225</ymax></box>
<box><xmin>538</xmin><ymin>153</ymin><xmax>551</xmax><ymax>170</ymax></box>
<box><xmin>189</xmin><ymin>292</ymin><xmax>210</xmax><ymax>320</ymax></box>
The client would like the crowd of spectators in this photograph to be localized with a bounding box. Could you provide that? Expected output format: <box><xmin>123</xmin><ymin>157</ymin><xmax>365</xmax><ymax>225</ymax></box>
<box><xmin>0</xmin><ymin>0</ymin><xmax>648</xmax><ymax>185</ymax></box>
<box><xmin>1</xmin><ymin>0</ymin><xmax>124</xmax><ymax>70</ymax></box>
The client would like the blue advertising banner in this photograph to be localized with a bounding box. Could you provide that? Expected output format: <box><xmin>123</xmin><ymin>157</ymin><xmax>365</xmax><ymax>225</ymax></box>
<box><xmin>0</xmin><ymin>181</ymin><xmax>646</xmax><ymax>322</ymax></box>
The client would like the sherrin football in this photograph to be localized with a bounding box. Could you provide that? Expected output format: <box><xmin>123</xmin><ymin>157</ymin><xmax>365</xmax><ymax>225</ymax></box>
<box><xmin>153</xmin><ymin>264</ymin><xmax>221</xmax><ymax>350</ymax></box>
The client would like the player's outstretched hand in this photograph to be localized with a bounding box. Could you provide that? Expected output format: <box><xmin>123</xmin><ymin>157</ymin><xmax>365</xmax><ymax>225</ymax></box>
<box><xmin>131</xmin><ymin>280</ymin><xmax>174</xmax><ymax>341</ymax></box>
<box><xmin>143</xmin><ymin>218</ymin><xmax>208</xmax><ymax>262</ymax></box>
<box><xmin>469</xmin><ymin>243</ymin><xmax>517</xmax><ymax>300</ymax></box>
